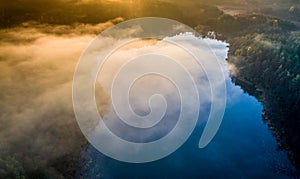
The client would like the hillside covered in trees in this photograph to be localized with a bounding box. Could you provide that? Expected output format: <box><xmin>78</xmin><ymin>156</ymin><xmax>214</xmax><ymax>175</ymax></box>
<box><xmin>210</xmin><ymin>13</ymin><xmax>300</xmax><ymax>168</ymax></box>
<box><xmin>1</xmin><ymin>0</ymin><xmax>300</xmax><ymax>178</ymax></box>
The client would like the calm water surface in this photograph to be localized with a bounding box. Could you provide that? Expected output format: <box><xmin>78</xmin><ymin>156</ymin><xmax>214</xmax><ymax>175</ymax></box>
<box><xmin>78</xmin><ymin>78</ymin><xmax>298</xmax><ymax>178</ymax></box>
<box><xmin>77</xmin><ymin>38</ymin><xmax>298</xmax><ymax>178</ymax></box>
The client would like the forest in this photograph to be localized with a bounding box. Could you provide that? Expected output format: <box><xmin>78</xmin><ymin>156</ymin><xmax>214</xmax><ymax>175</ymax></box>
<box><xmin>1</xmin><ymin>0</ymin><xmax>300</xmax><ymax>178</ymax></box>
<box><xmin>226</xmin><ymin>20</ymin><xmax>300</xmax><ymax>168</ymax></box>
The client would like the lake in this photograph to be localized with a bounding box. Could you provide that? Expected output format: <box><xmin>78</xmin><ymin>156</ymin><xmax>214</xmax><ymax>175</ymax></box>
<box><xmin>76</xmin><ymin>35</ymin><xmax>298</xmax><ymax>178</ymax></box>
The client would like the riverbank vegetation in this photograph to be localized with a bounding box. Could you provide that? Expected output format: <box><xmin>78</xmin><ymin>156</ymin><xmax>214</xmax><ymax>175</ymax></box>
<box><xmin>1</xmin><ymin>0</ymin><xmax>300</xmax><ymax>178</ymax></box>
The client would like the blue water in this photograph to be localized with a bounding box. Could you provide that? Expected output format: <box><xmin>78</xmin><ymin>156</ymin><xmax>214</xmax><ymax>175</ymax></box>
<box><xmin>78</xmin><ymin>77</ymin><xmax>298</xmax><ymax>179</ymax></box>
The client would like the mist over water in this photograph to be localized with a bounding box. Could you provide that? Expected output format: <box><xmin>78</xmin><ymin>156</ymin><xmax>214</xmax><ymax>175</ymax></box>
<box><xmin>1</xmin><ymin>0</ymin><xmax>300</xmax><ymax>177</ymax></box>
<box><xmin>81</xmin><ymin>80</ymin><xmax>296</xmax><ymax>178</ymax></box>
<box><xmin>78</xmin><ymin>35</ymin><xmax>297</xmax><ymax>178</ymax></box>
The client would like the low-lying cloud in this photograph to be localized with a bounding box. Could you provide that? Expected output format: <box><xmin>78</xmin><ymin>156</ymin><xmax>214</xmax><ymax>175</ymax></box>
<box><xmin>0</xmin><ymin>17</ymin><xmax>231</xmax><ymax>177</ymax></box>
<box><xmin>0</xmin><ymin>18</ymin><xmax>122</xmax><ymax>177</ymax></box>
<box><xmin>77</xmin><ymin>31</ymin><xmax>230</xmax><ymax>154</ymax></box>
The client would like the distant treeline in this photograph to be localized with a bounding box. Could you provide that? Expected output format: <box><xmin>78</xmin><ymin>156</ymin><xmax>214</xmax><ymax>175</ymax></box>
<box><xmin>1</xmin><ymin>1</ymin><xmax>299</xmax><ymax>177</ymax></box>
<box><xmin>0</xmin><ymin>0</ymin><xmax>223</xmax><ymax>28</ymax></box>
